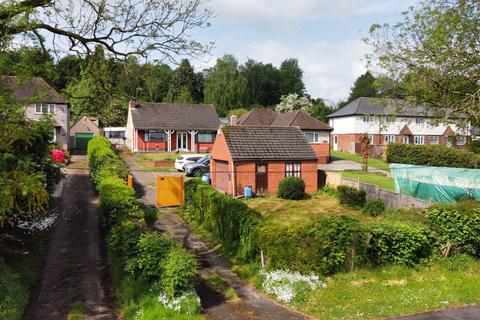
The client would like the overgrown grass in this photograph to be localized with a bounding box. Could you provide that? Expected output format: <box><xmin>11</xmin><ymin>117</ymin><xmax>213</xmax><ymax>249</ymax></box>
<box><xmin>342</xmin><ymin>170</ymin><xmax>395</xmax><ymax>191</ymax></box>
<box><xmin>67</xmin><ymin>300</ymin><xmax>86</xmax><ymax>320</ymax></box>
<box><xmin>203</xmin><ymin>271</ymin><xmax>238</xmax><ymax>302</ymax></box>
<box><xmin>304</xmin><ymin>255</ymin><xmax>480</xmax><ymax>320</ymax></box>
<box><xmin>331</xmin><ymin>150</ymin><xmax>390</xmax><ymax>171</ymax></box>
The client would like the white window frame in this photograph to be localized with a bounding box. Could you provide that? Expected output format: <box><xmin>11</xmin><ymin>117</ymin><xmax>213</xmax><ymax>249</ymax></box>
<box><xmin>456</xmin><ymin>136</ymin><xmax>466</xmax><ymax>145</ymax></box>
<box><xmin>368</xmin><ymin>134</ymin><xmax>374</xmax><ymax>144</ymax></box>
<box><xmin>415</xmin><ymin>117</ymin><xmax>424</xmax><ymax>124</ymax></box>
<box><xmin>402</xmin><ymin>136</ymin><xmax>410</xmax><ymax>144</ymax></box>
<box><xmin>384</xmin><ymin>135</ymin><xmax>395</xmax><ymax>144</ymax></box>
<box><xmin>51</xmin><ymin>127</ymin><xmax>56</xmax><ymax>143</ymax></box>
<box><xmin>285</xmin><ymin>163</ymin><xmax>301</xmax><ymax>178</ymax></box>
<box><xmin>414</xmin><ymin>135</ymin><xmax>424</xmax><ymax>145</ymax></box>
<box><xmin>363</xmin><ymin>114</ymin><xmax>373</xmax><ymax>123</ymax></box>
<box><xmin>35</xmin><ymin>103</ymin><xmax>55</xmax><ymax>114</ymax></box>
<box><xmin>429</xmin><ymin>136</ymin><xmax>439</xmax><ymax>145</ymax></box>
<box><xmin>385</xmin><ymin>115</ymin><xmax>394</xmax><ymax>123</ymax></box>
<box><xmin>196</xmin><ymin>131</ymin><xmax>215</xmax><ymax>143</ymax></box>
<box><xmin>304</xmin><ymin>132</ymin><xmax>320</xmax><ymax>144</ymax></box>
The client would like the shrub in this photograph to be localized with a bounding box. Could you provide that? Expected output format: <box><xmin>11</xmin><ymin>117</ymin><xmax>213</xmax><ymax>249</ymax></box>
<box><xmin>426</xmin><ymin>206</ymin><xmax>480</xmax><ymax>257</ymax></box>
<box><xmin>107</xmin><ymin>221</ymin><xmax>142</xmax><ymax>260</ymax></box>
<box><xmin>143</xmin><ymin>206</ymin><xmax>158</xmax><ymax>226</ymax></box>
<box><xmin>160</xmin><ymin>247</ymin><xmax>198</xmax><ymax>298</ymax></box>
<box><xmin>126</xmin><ymin>232</ymin><xmax>174</xmax><ymax>282</ymax></box>
<box><xmin>363</xmin><ymin>199</ymin><xmax>385</xmax><ymax>216</ymax></box>
<box><xmin>368</xmin><ymin>222</ymin><xmax>435</xmax><ymax>266</ymax></box>
<box><xmin>277</xmin><ymin>177</ymin><xmax>306</xmax><ymax>200</ymax></box>
<box><xmin>386</xmin><ymin>144</ymin><xmax>480</xmax><ymax>169</ymax></box>
<box><xmin>468</xmin><ymin>140</ymin><xmax>480</xmax><ymax>154</ymax></box>
<box><xmin>337</xmin><ymin>185</ymin><xmax>366</xmax><ymax>208</ymax></box>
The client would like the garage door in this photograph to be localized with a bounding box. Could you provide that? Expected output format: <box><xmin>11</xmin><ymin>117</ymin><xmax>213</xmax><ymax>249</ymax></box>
<box><xmin>75</xmin><ymin>133</ymin><xmax>94</xmax><ymax>150</ymax></box>
<box><xmin>215</xmin><ymin>160</ymin><xmax>230</xmax><ymax>194</ymax></box>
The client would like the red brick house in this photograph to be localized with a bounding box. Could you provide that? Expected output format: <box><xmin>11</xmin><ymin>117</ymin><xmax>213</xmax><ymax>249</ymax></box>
<box><xmin>126</xmin><ymin>100</ymin><xmax>220</xmax><ymax>152</ymax></box>
<box><xmin>237</xmin><ymin>108</ymin><xmax>332</xmax><ymax>163</ymax></box>
<box><xmin>211</xmin><ymin>125</ymin><xmax>318</xmax><ymax>196</ymax></box>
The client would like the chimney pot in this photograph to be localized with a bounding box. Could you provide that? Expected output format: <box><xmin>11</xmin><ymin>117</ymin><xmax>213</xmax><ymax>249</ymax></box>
<box><xmin>230</xmin><ymin>114</ymin><xmax>238</xmax><ymax>125</ymax></box>
<box><xmin>129</xmin><ymin>99</ymin><xmax>137</xmax><ymax>109</ymax></box>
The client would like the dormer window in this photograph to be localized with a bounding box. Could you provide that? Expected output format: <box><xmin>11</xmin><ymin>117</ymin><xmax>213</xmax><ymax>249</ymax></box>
<box><xmin>35</xmin><ymin>103</ymin><xmax>55</xmax><ymax>114</ymax></box>
<box><xmin>415</xmin><ymin>116</ymin><xmax>424</xmax><ymax>124</ymax></box>
<box><xmin>363</xmin><ymin>114</ymin><xmax>373</xmax><ymax>123</ymax></box>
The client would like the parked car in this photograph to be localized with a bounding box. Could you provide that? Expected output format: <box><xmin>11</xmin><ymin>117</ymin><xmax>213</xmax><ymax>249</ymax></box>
<box><xmin>175</xmin><ymin>154</ymin><xmax>204</xmax><ymax>171</ymax></box>
<box><xmin>185</xmin><ymin>155</ymin><xmax>210</xmax><ymax>177</ymax></box>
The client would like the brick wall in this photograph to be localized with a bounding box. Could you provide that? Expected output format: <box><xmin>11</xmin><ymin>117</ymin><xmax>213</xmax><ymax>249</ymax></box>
<box><xmin>310</xmin><ymin>143</ymin><xmax>330</xmax><ymax>164</ymax></box>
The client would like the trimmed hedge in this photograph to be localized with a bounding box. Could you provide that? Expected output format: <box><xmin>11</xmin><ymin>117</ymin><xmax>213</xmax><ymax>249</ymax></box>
<box><xmin>363</xmin><ymin>199</ymin><xmax>385</xmax><ymax>216</ymax></box>
<box><xmin>337</xmin><ymin>185</ymin><xmax>366</xmax><ymax>208</ymax></box>
<box><xmin>469</xmin><ymin>140</ymin><xmax>480</xmax><ymax>154</ymax></box>
<box><xmin>387</xmin><ymin>144</ymin><xmax>480</xmax><ymax>168</ymax></box>
<box><xmin>277</xmin><ymin>177</ymin><xmax>305</xmax><ymax>200</ymax></box>
<box><xmin>183</xmin><ymin>179</ymin><xmax>263</xmax><ymax>261</ymax></box>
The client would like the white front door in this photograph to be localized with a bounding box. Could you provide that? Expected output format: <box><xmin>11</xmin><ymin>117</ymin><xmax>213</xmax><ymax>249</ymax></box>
<box><xmin>177</xmin><ymin>132</ymin><xmax>188</xmax><ymax>150</ymax></box>
<box><xmin>333</xmin><ymin>135</ymin><xmax>338</xmax><ymax>151</ymax></box>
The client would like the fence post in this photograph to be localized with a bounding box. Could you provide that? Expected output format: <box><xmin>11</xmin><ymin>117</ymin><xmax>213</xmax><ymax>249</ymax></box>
<box><xmin>127</xmin><ymin>175</ymin><xmax>133</xmax><ymax>188</ymax></box>
<box><xmin>260</xmin><ymin>250</ymin><xmax>265</xmax><ymax>269</ymax></box>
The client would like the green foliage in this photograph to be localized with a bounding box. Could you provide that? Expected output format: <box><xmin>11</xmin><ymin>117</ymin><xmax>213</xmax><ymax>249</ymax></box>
<box><xmin>107</xmin><ymin>221</ymin><xmax>142</xmax><ymax>260</ymax></box>
<box><xmin>126</xmin><ymin>232</ymin><xmax>174</xmax><ymax>282</ymax></box>
<box><xmin>183</xmin><ymin>181</ymin><xmax>263</xmax><ymax>261</ymax></box>
<box><xmin>277</xmin><ymin>177</ymin><xmax>306</xmax><ymax>200</ymax></box>
<box><xmin>0</xmin><ymin>259</ymin><xmax>28</xmax><ymax>320</ymax></box>
<box><xmin>337</xmin><ymin>185</ymin><xmax>367</xmax><ymax>208</ymax></box>
<box><xmin>339</xmin><ymin>71</ymin><xmax>377</xmax><ymax>107</ymax></box>
<box><xmin>160</xmin><ymin>247</ymin><xmax>198</xmax><ymax>298</ymax></box>
<box><xmin>363</xmin><ymin>199</ymin><xmax>385</xmax><ymax>216</ymax></box>
<box><xmin>143</xmin><ymin>206</ymin><xmax>158</xmax><ymax>226</ymax></box>
<box><xmin>279</xmin><ymin>58</ymin><xmax>305</xmax><ymax>96</ymax></box>
<box><xmin>386</xmin><ymin>144</ymin><xmax>480</xmax><ymax>168</ymax></box>
<box><xmin>368</xmin><ymin>222</ymin><xmax>434</xmax><ymax>266</ymax></box>
<box><xmin>468</xmin><ymin>140</ymin><xmax>480</xmax><ymax>154</ymax></box>
<box><xmin>426</xmin><ymin>206</ymin><xmax>480</xmax><ymax>257</ymax></box>
<box><xmin>258</xmin><ymin>216</ymin><xmax>368</xmax><ymax>274</ymax></box>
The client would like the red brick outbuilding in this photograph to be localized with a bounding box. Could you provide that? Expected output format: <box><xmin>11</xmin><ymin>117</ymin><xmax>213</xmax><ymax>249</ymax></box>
<box><xmin>211</xmin><ymin>125</ymin><xmax>319</xmax><ymax>196</ymax></box>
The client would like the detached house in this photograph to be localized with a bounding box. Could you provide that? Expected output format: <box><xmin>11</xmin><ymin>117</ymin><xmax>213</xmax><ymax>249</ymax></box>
<box><xmin>237</xmin><ymin>109</ymin><xmax>333</xmax><ymax>163</ymax></box>
<box><xmin>1</xmin><ymin>76</ymin><xmax>70</xmax><ymax>150</ymax></box>
<box><xmin>126</xmin><ymin>100</ymin><xmax>220</xmax><ymax>152</ymax></box>
<box><xmin>211</xmin><ymin>125</ymin><xmax>319</xmax><ymax>196</ymax></box>
<box><xmin>328</xmin><ymin>97</ymin><xmax>471</xmax><ymax>155</ymax></box>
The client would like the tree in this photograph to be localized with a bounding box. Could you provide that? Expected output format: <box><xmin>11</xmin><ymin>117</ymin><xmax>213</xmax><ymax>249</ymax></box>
<box><xmin>176</xmin><ymin>86</ymin><xmax>193</xmax><ymax>104</ymax></box>
<box><xmin>54</xmin><ymin>55</ymin><xmax>84</xmax><ymax>89</ymax></box>
<box><xmin>240</xmin><ymin>60</ymin><xmax>281</xmax><ymax>107</ymax></box>
<box><xmin>1</xmin><ymin>0</ymin><xmax>213</xmax><ymax>60</ymax></box>
<box><xmin>365</xmin><ymin>0</ymin><xmax>480</xmax><ymax>122</ymax></box>
<box><xmin>204</xmin><ymin>55</ymin><xmax>247</xmax><ymax>115</ymax></box>
<box><xmin>275</xmin><ymin>93</ymin><xmax>312</xmax><ymax>113</ymax></box>
<box><xmin>309</xmin><ymin>98</ymin><xmax>333</xmax><ymax>123</ymax></box>
<box><xmin>279</xmin><ymin>58</ymin><xmax>305</xmax><ymax>96</ymax></box>
<box><xmin>0</xmin><ymin>47</ymin><xmax>56</xmax><ymax>83</ymax></box>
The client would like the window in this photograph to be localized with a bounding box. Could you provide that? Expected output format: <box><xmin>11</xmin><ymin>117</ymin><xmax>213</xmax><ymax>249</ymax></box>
<box><xmin>196</xmin><ymin>131</ymin><xmax>215</xmax><ymax>143</ymax></box>
<box><xmin>415</xmin><ymin>117</ymin><xmax>424</xmax><ymax>124</ymax></box>
<box><xmin>414</xmin><ymin>135</ymin><xmax>424</xmax><ymax>145</ymax></box>
<box><xmin>368</xmin><ymin>134</ymin><xmax>374</xmax><ymax>144</ymax></box>
<box><xmin>363</xmin><ymin>114</ymin><xmax>373</xmax><ymax>123</ymax></box>
<box><xmin>457</xmin><ymin>136</ymin><xmax>466</xmax><ymax>145</ymax></box>
<box><xmin>384</xmin><ymin>135</ymin><xmax>395</xmax><ymax>144</ymax></box>
<box><xmin>429</xmin><ymin>136</ymin><xmax>439</xmax><ymax>145</ymax></box>
<box><xmin>385</xmin><ymin>115</ymin><xmax>394</xmax><ymax>123</ymax></box>
<box><xmin>107</xmin><ymin>131</ymin><xmax>125</xmax><ymax>139</ymax></box>
<box><xmin>145</xmin><ymin>130</ymin><xmax>164</xmax><ymax>142</ymax></box>
<box><xmin>286</xmin><ymin>163</ymin><xmax>301</xmax><ymax>178</ymax></box>
<box><xmin>51</xmin><ymin>127</ymin><xmax>57</xmax><ymax>142</ymax></box>
<box><xmin>35</xmin><ymin>103</ymin><xmax>55</xmax><ymax>114</ymax></box>
<box><xmin>305</xmin><ymin>132</ymin><xmax>319</xmax><ymax>143</ymax></box>
<box><xmin>402</xmin><ymin>136</ymin><xmax>410</xmax><ymax>144</ymax></box>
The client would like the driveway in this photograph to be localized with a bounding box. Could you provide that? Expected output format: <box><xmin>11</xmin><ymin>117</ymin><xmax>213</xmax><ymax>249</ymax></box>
<box><xmin>319</xmin><ymin>158</ymin><xmax>391</xmax><ymax>176</ymax></box>
<box><xmin>393</xmin><ymin>304</ymin><xmax>480</xmax><ymax>320</ymax></box>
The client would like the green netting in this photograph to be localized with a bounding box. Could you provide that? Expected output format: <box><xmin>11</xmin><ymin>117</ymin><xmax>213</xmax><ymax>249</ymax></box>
<box><xmin>390</xmin><ymin>163</ymin><xmax>480</xmax><ymax>204</ymax></box>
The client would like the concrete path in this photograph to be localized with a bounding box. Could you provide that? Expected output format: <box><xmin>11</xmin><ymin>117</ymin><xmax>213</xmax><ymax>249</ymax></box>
<box><xmin>24</xmin><ymin>155</ymin><xmax>116</xmax><ymax>320</ymax></box>
<box><xmin>319</xmin><ymin>158</ymin><xmax>391</xmax><ymax>176</ymax></box>
<box><xmin>394</xmin><ymin>304</ymin><xmax>480</xmax><ymax>320</ymax></box>
<box><xmin>121</xmin><ymin>152</ymin><xmax>309</xmax><ymax>320</ymax></box>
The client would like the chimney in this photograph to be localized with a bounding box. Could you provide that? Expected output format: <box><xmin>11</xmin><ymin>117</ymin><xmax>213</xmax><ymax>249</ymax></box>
<box><xmin>230</xmin><ymin>114</ymin><xmax>238</xmax><ymax>125</ymax></box>
<box><xmin>129</xmin><ymin>99</ymin><xmax>137</xmax><ymax>110</ymax></box>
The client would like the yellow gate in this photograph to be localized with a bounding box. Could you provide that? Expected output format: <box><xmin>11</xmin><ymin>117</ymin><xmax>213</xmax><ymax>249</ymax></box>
<box><xmin>156</xmin><ymin>176</ymin><xmax>184</xmax><ymax>207</ymax></box>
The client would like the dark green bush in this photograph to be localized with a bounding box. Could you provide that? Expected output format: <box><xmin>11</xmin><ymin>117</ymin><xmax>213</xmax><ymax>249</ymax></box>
<box><xmin>126</xmin><ymin>232</ymin><xmax>174</xmax><ymax>282</ymax></box>
<box><xmin>107</xmin><ymin>220</ymin><xmax>142</xmax><ymax>260</ymax></box>
<box><xmin>468</xmin><ymin>140</ymin><xmax>480</xmax><ymax>154</ymax></box>
<box><xmin>144</xmin><ymin>206</ymin><xmax>158</xmax><ymax>226</ymax></box>
<box><xmin>277</xmin><ymin>177</ymin><xmax>306</xmax><ymax>200</ymax></box>
<box><xmin>161</xmin><ymin>247</ymin><xmax>198</xmax><ymax>298</ymax></box>
<box><xmin>363</xmin><ymin>199</ymin><xmax>385</xmax><ymax>216</ymax></box>
<box><xmin>387</xmin><ymin>144</ymin><xmax>480</xmax><ymax>168</ymax></box>
<box><xmin>258</xmin><ymin>216</ymin><xmax>368</xmax><ymax>274</ymax></box>
<box><xmin>337</xmin><ymin>185</ymin><xmax>366</xmax><ymax>208</ymax></box>
<box><xmin>368</xmin><ymin>222</ymin><xmax>434</xmax><ymax>266</ymax></box>
<box><xmin>183</xmin><ymin>183</ymin><xmax>262</xmax><ymax>261</ymax></box>
<box><xmin>426</xmin><ymin>206</ymin><xmax>480</xmax><ymax>257</ymax></box>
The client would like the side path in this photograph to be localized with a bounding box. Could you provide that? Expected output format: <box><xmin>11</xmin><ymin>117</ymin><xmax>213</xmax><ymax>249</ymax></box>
<box><xmin>24</xmin><ymin>155</ymin><xmax>116</xmax><ymax>320</ymax></box>
<box><xmin>121</xmin><ymin>153</ymin><xmax>309</xmax><ymax>320</ymax></box>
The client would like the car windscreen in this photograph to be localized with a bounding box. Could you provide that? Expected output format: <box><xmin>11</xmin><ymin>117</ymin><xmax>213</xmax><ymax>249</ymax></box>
<box><xmin>196</xmin><ymin>156</ymin><xmax>209</xmax><ymax>163</ymax></box>
<box><xmin>187</xmin><ymin>157</ymin><xmax>201</xmax><ymax>161</ymax></box>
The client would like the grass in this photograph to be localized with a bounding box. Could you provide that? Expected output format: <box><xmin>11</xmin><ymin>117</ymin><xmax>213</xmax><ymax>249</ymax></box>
<box><xmin>342</xmin><ymin>170</ymin><xmax>395</xmax><ymax>191</ymax></box>
<box><xmin>304</xmin><ymin>255</ymin><xmax>480</xmax><ymax>320</ymax></box>
<box><xmin>203</xmin><ymin>271</ymin><xmax>239</xmax><ymax>302</ymax></box>
<box><xmin>331</xmin><ymin>150</ymin><xmax>390</xmax><ymax>171</ymax></box>
<box><xmin>67</xmin><ymin>300</ymin><xmax>86</xmax><ymax>320</ymax></box>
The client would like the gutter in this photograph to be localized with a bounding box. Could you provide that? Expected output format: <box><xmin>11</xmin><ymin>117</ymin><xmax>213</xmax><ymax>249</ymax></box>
<box><xmin>231</xmin><ymin>161</ymin><xmax>236</xmax><ymax>196</ymax></box>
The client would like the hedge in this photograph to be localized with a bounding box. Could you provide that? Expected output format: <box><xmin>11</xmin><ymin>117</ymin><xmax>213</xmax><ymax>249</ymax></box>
<box><xmin>183</xmin><ymin>179</ymin><xmax>263</xmax><ymax>261</ymax></box>
<box><xmin>386</xmin><ymin>144</ymin><xmax>480</xmax><ymax>168</ymax></box>
<box><xmin>277</xmin><ymin>177</ymin><xmax>305</xmax><ymax>200</ymax></box>
<box><xmin>337</xmin><ymin>185</ymin><xmax>366</xmax><ymax>208</ymax></box>
<box><xmin>468</xmin><ymin>140</ymin><xmax>480</xmax><ymax>154</ymax></box>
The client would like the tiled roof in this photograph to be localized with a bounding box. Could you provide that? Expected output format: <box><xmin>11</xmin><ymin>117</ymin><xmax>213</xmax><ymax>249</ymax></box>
<box><xmin>131</xmin><ymin>102</ymin><xmax>220</xmax><ymax>130</ymax></box>
<box><xmin>0</xmin><ymin>76</ymin><xmax>66</xmax><ymax>103</ymax></box>
<box><xmin>222</xmin><ymin>125</ymin><xmax>318</xmax><ymax>161</ymax></box>
<box><xmin>237</xmin><ymin>108</ymin><xmax>332</xmax><ymax>130</ymax></box>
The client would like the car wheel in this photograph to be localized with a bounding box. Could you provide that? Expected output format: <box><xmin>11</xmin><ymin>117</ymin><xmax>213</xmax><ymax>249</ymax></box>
<box><xmin>193</xmin><ymin>169</ymin><xmax>203</xmax><ymax>177</ymax></box>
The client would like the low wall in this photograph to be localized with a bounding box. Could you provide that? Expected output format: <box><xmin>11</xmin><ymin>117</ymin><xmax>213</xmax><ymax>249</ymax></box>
<box><xmin>324</xmin><ymin>171</ymin><xmax>429</xmax><ymax>209</ymax></box>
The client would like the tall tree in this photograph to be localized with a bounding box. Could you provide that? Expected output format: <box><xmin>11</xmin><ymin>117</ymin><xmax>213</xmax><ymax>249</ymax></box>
<box><xmin>0</xmin><ymin>47</ymin><xmax>56</xmax><ymax>84</ymax></box>
<box><xmin>279</xmin><ymin>58</ymin><xmax>305</xmax><ymax>96</ymax></box>
<box><xmin>275</xmin><ymin>93</ymin><xmax>312</xmax><ymax>113</ymax></box>
<box><xmin>340</xmin><ymin>71</ymin><xmax>378</xmax><ymax>107</ymax></box>
<box><xmin>309</xmin><ymin>98</ymin><xmax>333</xmax><ymax>123</ymax></box>
<box><xmin>54</xmin><ymin>55</ymin><xmax>84</xmax><ymax>90</ymax></box>
<box><xmin>365</xmin><ymin>0</ymin><xmax>480</xmax><ymax>122</ymax></box>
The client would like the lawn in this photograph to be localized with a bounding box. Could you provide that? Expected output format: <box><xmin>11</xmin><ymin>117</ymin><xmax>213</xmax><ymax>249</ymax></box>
<box><xmin>331</xmin><ymin>150</ymin><xmax>390</xmax><ymax>171</ymax></box>
<box><xmin>342</xmin><ymin>170</ymin><xmax>395</xmax><ymax>191</ymax></box>
<box><xmin>304</xmin><ymin>255</ymin><xmax>480</xmax><ymax>320</ymax></box>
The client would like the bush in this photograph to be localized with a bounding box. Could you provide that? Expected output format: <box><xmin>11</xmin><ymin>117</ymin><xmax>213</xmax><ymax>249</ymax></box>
<box><xmin>144</xmin><ymin>206</ymin><xmax>158</xmax><ymax>226</ymax></box>
<box><xmin>426</xmin><ymin>206</ymin><xmax>480</xmax><ymax>257</ymax></box>
<box><xmin>363</xmin><ymin>199</ymin><xmax>385</xmax><ymax>216</ymax></box>
<box><xmin>368</xmin><ymin>222</ymin><xmax>435</xmax><ymax>266</ymax></box>
<box><xmin>107</xmin><ymin>221</ymin><xmax>142</xmax><ymax>260</ymax></box>
<box><xmin>468</xmin><ymin>140</ymin><xmax>480</xmax><ymax>154</ymax></box>
<box><xmin>386</xmin><ymin>144</ymin><xmax>480</xmax><ymax>169</ymax></box>
<box><xmin>337</xmin><ymin>185</ymin><xmax>366</xmax><ymax>208</ymax></box>
<box><xmin>126</xmin><ymin>232</ymin><xmax>174</xmax><ymax>282</ymax></box>
<box><xmin>277</xmin><ymin>177</ymin><xmax>306</xmax><ymax>200</ymax></box>
<box><xmin>160</xmin><ymin>247</ymin><xmax>198</xmax><ymax>298</ymax></box>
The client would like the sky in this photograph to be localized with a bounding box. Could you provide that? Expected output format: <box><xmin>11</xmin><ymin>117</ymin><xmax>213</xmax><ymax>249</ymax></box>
<box><xmin>193</xmin><ymin>0</ymin><xmax>416</xmax><ymax>104</ymax></box>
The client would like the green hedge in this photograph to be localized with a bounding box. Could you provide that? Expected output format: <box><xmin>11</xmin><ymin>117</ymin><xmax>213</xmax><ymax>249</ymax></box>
<box><xmin>337</xmin><ymin>185</ymin><xmax>366</xmax><ymax>208</ymax></box>
<box><xmin>468</xmin><ymin>140</ymin><xmax>480</xmax><ymax>154</ymax></box>
<box><xmin>363</xmin><ymin>199</ymin><xmax>385</xmax><ymax>216</ymax></box>
<box><xmin>386</xmin><ymin>144</ymin><xmax>480</xmax><ymax>168</ymax></box>
<box><xmin>183</xmin><ymin>180</ymin><xmax>262</xmax><ymax>261</ymax></box>
<box><xmin>277</xmin><ymin>177</ymin><xmax>306</xmax><ymax>200</ymax></box>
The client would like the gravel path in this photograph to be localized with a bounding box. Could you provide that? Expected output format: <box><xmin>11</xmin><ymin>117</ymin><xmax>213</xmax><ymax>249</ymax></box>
<box><xmin>121</xmin><ymin>152</ymin><xmax>310</xmax><ymax>320</ymax></box>
<box><xmin>23</xmin><ymin>155</ymin><xmax>116</xmax><ymax>320</ymax></box>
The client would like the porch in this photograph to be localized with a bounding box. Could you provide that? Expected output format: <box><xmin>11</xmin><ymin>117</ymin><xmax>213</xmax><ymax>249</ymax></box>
<box><xmin>133</xmin><ymin>129</ymin><xmax>216</xmax><ymax>153</ymax></box>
